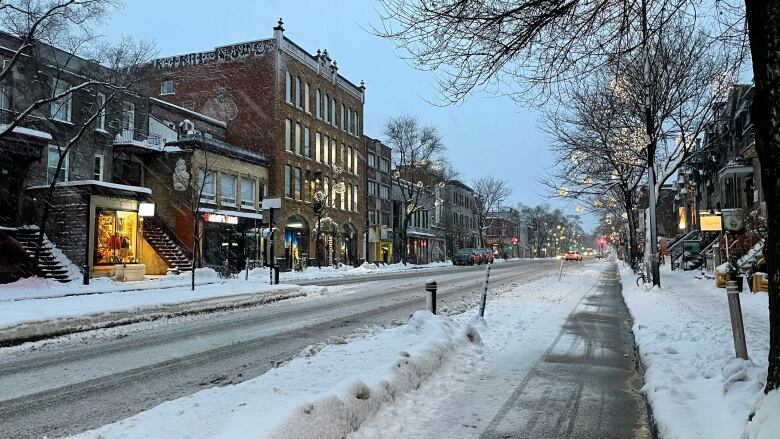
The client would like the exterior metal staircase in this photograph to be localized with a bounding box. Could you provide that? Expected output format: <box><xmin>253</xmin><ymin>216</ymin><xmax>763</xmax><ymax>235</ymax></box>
<box><xmin>13</xmin><ymin>228</ymin><xmax>79</xmax><ymax>282</ymax></box>
<box><xmin>142</xmin><ymin>217</ymin><xmax>193</xmax><ymax>272</ymax></box>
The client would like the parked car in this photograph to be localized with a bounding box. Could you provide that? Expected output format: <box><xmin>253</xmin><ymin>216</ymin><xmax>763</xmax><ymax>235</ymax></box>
<box><xmin>476</xmin><ymin>248</ymin><xmax>495</xmax><ymax>264</ymax></box>
<box><xmin>453</xmin><ymin>248</ymin><xmax>476</xmax><ymax>266</ymax></box>
<box><xmin>564</xmin><ymin>250</ymin><xmax>583</xmax><ymax>261</ymax></box>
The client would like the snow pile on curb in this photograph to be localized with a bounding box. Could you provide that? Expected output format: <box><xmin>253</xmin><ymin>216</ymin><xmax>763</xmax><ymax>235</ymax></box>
<box><xmin>743</xmin><ymin>389</ymin><xmax>780</xmax><ymax>439</ymax></box>
<box><xmin>244</xmin><ymin>261</ymin><xmax>454</xmax><ymax>282</ymax></box>
<box><xmin>67</xmin><ymin>311</ymin><xmax>482</xmax><ymax>439</ymax></box>
<box><xmin>619</xmin><ymin>264</ymin><xmax>769</xmax><ymax>438</ymax></box>
<box><xmin>269</xmin><ymin>311</ymin><xmax>482</xmax><ymax>439</ymax></box>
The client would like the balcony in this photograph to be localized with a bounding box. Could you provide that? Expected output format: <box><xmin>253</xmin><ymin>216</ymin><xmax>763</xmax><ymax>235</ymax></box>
<box><xmin>112</xmin><ymin>129</ymin><xmax>176</xmax><ymax>153</ymax></box>
<box><xmin>0</xmin><ymin>109</ymin><xmax>52</xmax><ymax>157</ymax></box>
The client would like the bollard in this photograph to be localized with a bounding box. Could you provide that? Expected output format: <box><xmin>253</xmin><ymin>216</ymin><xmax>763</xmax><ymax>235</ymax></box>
<box><xmin>425</xmin><ymin>280</ymin><xmax>437</xmax><ymax>314</ymax></box>
<box><xmin>245</xmin><ymin>257</ymin><xmax>249</xmax><ymax>281</ymax></box>
<box><xmin>274</xmin><ymin>266</ymin><xmax>280</xmax><ymax>285</ymax></box>
<box><xmin>726</xmin><ymin>281</ymin><xmax>749</xmax><ymax>360</ymax></box>
<box><xmin>478</xmin><ymin>263</ymin><xmax>492</xmax><ymax>317</ymax></box>
<box><xmin>82</xmin><ymin>264</ymin><xmax>89</xmax><ymax>285</ymax></box>
<box><xmin>558</xmin><ymin>259</ymin><xmax>564</xmax><ymax>282</ymax></box>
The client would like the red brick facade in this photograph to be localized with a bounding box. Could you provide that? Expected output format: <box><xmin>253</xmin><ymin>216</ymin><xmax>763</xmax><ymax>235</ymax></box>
<box><xmin>147</xmin><ymin>23</ymin><xmax>366</xmax><ymax>266</ymax></box>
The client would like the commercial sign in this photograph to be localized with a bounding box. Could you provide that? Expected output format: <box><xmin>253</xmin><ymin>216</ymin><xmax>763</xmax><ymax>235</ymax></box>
<box><xmin>721</xmin><ymin>209</ymin><xmax>745</xmax><ymax>233</ymax></box>
<box><xmin>699</xmin><ymin>211</ymin><xmax>722</xmax><ymax>232</ymax></box>
<box><xmin>203</xmin><ymin>212</ymin><xmax>238</xmax><ymax>225</ymax></box>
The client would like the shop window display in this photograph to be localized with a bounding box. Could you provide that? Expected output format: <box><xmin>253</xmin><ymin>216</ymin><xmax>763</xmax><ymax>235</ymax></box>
<box><xmin>95</xmin><ymin>211</ymin><xmax>138</xmax><ymax>264</ymax></box>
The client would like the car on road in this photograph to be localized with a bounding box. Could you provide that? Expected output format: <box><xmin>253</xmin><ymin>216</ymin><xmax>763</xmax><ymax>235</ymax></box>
<box><xmin>475</xmin><ymin>248</ymin><xmax>494</xmax><ymax>264</ymax></box>
<box><xmin>564</xmin><ymin>250</ymin><xmax>583</xmax><ymax>261</ymax></box>
<box><xmin>453</xmin><ymin>248</ymin><xmax>476</xmax><ymax>265</ymax></box>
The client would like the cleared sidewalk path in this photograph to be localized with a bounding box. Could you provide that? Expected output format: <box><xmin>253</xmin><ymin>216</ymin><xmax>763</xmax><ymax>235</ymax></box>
<box><xmin>481</xmin><ymin>262</ymin><xmax>655</xmax><ymax>439</ymax></box>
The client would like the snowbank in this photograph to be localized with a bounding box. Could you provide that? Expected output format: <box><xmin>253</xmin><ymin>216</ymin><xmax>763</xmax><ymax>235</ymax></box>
<box><xmin>743</xmin><ymin>389</ymin><xmax>780</xmax><ymax>439</ymax></box>
<box><xmin>67</xmin><ymin>311</ymin><xmax>483</xmax><ymax>439</ymax></box>
<box><xmin>242</xmin><ymin>261</ymin><xmax>454</xmax><ymax>283</ymax></box>
<box><xmin>620</xmin><ymin>263</ymin><xmax>769</xmax><ymax>439</ymax></box>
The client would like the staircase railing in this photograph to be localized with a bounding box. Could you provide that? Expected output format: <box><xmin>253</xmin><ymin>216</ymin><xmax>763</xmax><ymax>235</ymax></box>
<box><xmin>144</xmin><ymin>216</ymin><xmax>193</xmax><ymax>261</ymax></box>
<box><xmin>670</xmin><ymin>230</ymin><xmax>701</xmax><ymax>270</ymax></box>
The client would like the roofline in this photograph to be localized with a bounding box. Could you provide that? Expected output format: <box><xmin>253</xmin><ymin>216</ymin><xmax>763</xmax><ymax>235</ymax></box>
<box><xmin>150</xmin><ymin>97</ymin><xmax>228</xmax><ymax>128</ymax></box>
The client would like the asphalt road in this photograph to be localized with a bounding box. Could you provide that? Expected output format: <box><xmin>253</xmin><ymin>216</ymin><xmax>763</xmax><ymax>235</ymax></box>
<box><xmin>0</xmin><ymin>259</ymin><xmax>562</xmax><ymax>439</ymax></box>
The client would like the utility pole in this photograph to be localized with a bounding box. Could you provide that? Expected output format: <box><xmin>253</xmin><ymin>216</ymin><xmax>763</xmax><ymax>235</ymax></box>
<box><xmin>641</xmin><ymin>0</ymin><xmax>660</xmax><ymax>286</ymax></box>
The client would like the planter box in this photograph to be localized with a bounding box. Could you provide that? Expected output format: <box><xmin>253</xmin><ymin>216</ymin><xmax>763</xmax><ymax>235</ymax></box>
<box><xmin>753</xmin><ymin>273</ymin><xmax>769</xmax><ymax>292</ymax></box>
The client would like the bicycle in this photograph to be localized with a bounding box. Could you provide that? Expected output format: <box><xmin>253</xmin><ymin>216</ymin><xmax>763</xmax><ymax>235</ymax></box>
<box><xmin>634</xmin><ymin>263</ymin><xmax>647</xmax><ymax>287</ymax></box>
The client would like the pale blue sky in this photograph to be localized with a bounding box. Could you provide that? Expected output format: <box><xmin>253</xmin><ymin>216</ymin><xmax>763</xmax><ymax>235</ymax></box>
<box><xmin>99</xmin><ymin>0</ymin><xmax>594</xmax><ymax>230</ymax></box>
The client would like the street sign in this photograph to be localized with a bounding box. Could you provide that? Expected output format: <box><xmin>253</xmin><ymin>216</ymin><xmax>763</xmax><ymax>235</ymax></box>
<box><xmin>261</xmin><ymin>197</ymin><xmax>282</xmax><ymax>209</ymax></box>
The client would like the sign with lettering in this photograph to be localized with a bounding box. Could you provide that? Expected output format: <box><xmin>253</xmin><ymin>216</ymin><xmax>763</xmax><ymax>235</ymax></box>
<box><xmin>203</xmin><ymin>212</ymin><xmax>238</xmax><ymax>225</ymax></box>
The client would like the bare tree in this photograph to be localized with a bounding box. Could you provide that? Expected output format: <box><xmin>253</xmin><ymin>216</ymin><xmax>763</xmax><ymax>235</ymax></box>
<box><xmin>312</xmin><ymin>165</ymin><xmax>344</xmax><ymax>268</ymax></box>
<box><xmin>0</xmin><ymin>0</ymin><xmax>155</xmax><ymax>270</ymax></box>
<box><xmin>472</xmin><ymin>176</ymin><xmax>512</xmax><ymax>248</ymax></box>
<box><xmin>384</xmin><ymin>115</ymin><xmax>446</xmax><ymax>264</ymax></box>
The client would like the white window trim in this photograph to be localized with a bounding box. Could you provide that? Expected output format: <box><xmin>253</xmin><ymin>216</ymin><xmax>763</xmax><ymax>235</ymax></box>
<box><xmin>94</xmin><ymin>154</ymin><xmax>104</xmax><ymax>181</ymax></box>
<box><xmin>50</xmin><ymin>78</ymin><xmax>72</xmax><ymax>123</ymax></box>
<box><xmin>220</xmin><ymin>173</ymin><xmax>237</xmax><ymax>206</ymax></box>
<box><xmin>240</xmin><ymin>176</ymin><xmax>256</xmax><ymax>210</ymax></box>
<box><xmin>198</xmin><ymin>168</ymin><xmax>217</xmax><ymax>203</ymax></box>
<box><xmin>47</xmin><ymin>145</ymin><xmax>69</xmax><ymax>183</ymax></box>
<box><xmin>160</xmin><ymin>79</ymin><xmax>175</xmax><ymax>96</ymax></box>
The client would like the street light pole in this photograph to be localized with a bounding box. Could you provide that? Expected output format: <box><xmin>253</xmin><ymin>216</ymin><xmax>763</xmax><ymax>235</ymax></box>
<box><xmin>641</xmin><ymin>0</ymin><xmax>660</xmax><ymax>286</ymax></box>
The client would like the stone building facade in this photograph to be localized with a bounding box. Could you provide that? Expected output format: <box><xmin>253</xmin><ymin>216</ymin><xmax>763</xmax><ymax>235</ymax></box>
<box><xmin>364</xmin><ymin>135</ymin><xmax>393</xmax><ymax>263</ymax></box>
<box><xmin>147</xmin><ymin>20</ymin><xmax>366</xmax><ymax>268</ymax></box>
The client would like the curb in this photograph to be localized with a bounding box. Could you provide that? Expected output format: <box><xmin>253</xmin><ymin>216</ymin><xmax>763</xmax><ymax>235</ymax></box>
<box><xmin>0</xmin><ymin>288</ymin><xmax>305</xmax><ymax>347</ymax></box>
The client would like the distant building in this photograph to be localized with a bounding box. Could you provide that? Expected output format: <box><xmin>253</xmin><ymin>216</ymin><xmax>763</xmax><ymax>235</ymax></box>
<box><xmin>364</xmin><ymin>136</ymin><xmax>393</xmax><ymax>263</ymax></box>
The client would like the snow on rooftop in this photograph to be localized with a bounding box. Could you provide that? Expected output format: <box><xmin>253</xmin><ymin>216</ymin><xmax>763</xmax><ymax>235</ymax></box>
<box><xmin>0</xmin><ymin>124</ymin><xmax>53</xmax><ymax>140</ymax></box>
<box><xmin>151</xmin><ymin>97</ymin><xmax>228</xmax><ymax>128</ymax></box>
<box><xmin>26</xmin><ymin>180</ymin><xmax>152</xmax><ymax>194</ymax></box>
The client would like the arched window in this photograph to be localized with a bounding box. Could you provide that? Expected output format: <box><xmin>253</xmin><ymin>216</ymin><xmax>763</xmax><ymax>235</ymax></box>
<box><xmin>295</xmin><ymin>76</ymin><xmax>301</xmax><ymax>108</ymax></box>
<box><xmin>315</xmin><ymin>89</ymin><xmax>321</xmax><ymax>118</ymax></box>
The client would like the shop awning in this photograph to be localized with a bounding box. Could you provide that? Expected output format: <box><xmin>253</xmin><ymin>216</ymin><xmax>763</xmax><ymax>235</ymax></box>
<box><xmin>199</xmin><ymin>207</ymin><xmax>263</xmax><ymax>221</ymax></box>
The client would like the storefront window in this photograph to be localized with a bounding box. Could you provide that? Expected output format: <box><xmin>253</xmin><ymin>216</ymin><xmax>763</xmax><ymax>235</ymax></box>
<box><xmin>95</xmin><ymin>210</ymin><xmax>138</xmax><ymax>264</ymax></box>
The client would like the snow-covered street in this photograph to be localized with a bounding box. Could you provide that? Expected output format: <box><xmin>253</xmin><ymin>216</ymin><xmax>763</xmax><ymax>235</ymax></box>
<box><xmin>0</xmin><ymin>259</ymin><xmax>566</xmax><ymax>438</ymax></box>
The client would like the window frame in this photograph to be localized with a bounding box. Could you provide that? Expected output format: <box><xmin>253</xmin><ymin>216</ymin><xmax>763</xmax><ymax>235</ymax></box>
<box><xmin>96</xmin><ymin>92</ymin><xmax>106</xmax><ymax>131</ymax></box>
<box><xmin>47</xmin><ymin>145</ymin><xmax>69</xmax><ymax>183</ymax></box>
<box><xmin>93</xmin><ymin>153</ymin><xmax>104</xmax><ymax>181</ymax></box>
<box><xmin>220</xmin><ymin>173</ymin><xmax>237</xmax><ymax>206</ymax></box>
<box><xmin>160</xmin><ymin>79</ymin><xmax>175</xmax><ymax>95</ymax></box>
<box><xmin>198</xmin><ymin>168</ymin><xmax>216</xmax><ymax>203</ymax></box>
<box><xmin>50</xmin><ymin>78</ymin><xmax>72</xmax><ymax>123</ymax></box>
<box><xmin>240</xmin><ymin>176</ymin><xmax>256</xmax><ymax>210</ymax></box>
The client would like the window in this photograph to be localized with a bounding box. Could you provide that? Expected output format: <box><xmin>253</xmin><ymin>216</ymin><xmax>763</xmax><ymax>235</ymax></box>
<box><xmin>379</xmin><ymin>157</ymin><xmax>390</xmax><ymax>173</ymax></box>
<box><xmin>304</xmin><ymin>82</ymin><xmax>310</xmax><ymax>112</ymax></box>
<box><xmin>330</xmin><ymin>138</ymin><xmax>336</xmax><ymax>168</ymax></box>
<box><xmin>354</xmin><ymin>149</ymin><xmax>359</xmax><ymax>176</ymax></box>
<box><xmin>198</xmin><ymin>169</ymin><xmax>216</xmax><ymax>203</ymax></box>
<box><xmin>353</xmin><ymin>184</ymin><xmax>358</xmax><ymax>211</ymax></box>
<box><xmin>304</xmin><ymin>126</ymin><xmax>311</xmax><ymax>158</ymax></box>
<box><xmin>315</xmin><ymin>89</ymin><xmax>321</xmax><ymax>118</ymax></box>
<box><xmin>47</xmin><ymin>145</ymin><xmax>69</xmax><ymax>183</ymax></box>
<box><xmin>285</xmin><ymin>71</ymin><xmax>292</xmax><ymax>103</ymax></box>
<box><xmin>381</xmin><ymin>212</ymin><xmax>390</xmax><ymax>227</ymax></box>
<box><xmin>241</xmin><ymin>177</ymin><xmax>255</xmax><ymax>209</ymax></box>
<box><xmin>348</xmin><ymin>109</ymin><xmax>352</xmax><ymax>134</ymax></box>
<box><xmin>368</xmin><ymin>181</ymin><xmax>377</xmax><ymax>196</ymax></box>
<box><xmin>331</xmin><ymin>99</ymin><xmax>337</xmax><ymax>126</ymax></box>
<box><xmin>284</xmin><ymin>165</ymin><xmax>292</xmax><ymax>198</ymax></box>
<box><xmin>341</xmin><ymin>144</ymin><xmax>346</xmax><ymax>168</ymax></box>
<box><xmin>96</xmin><ymin>92</ymin><xmax>106</xmax><ymax>130</ymax></box>
<box><xmin>315</xmin><ymin>132</ymin><xmax>321</xmax><ymax>162</ymax></box>
<box><xmin>285</xmin><ymin>118</ymin><xmax>292</xmax><ymax>151</ymax></box>
<box><xmin>295</xmin><ymin>76</ymin><xmax>301</xmax><ymax>108</ymax></box>
<box><xmin>367</xmin><ymin>152</ymin><xmax>376</xmax><ymax>168</ymax></box>
<box><xmin>379</xmin><ymin>184</ymin><xmax>390</xmax><ymax>200</ymax></box>
<box><xmin>368</xmin><ymin>210</ymin><xmax>376</xmax><ymax>225</ymax></box>
<box><xmin>0</xmin><ymin>85</ymin><xmax>11</xmax><ymax>111</ymax></box>
<box><xmin>122</xmin><ymin>102</ymin><xmax>135</xmax><ymax>138</ymax></box>
<box><xmin>355</xmin><ymin>112</ymin><xmax>360</xmax><ymax>136</ymax></box>
<box><xmin>323</xmin><ymin>135</ymin><xmax>330</xmax><ymax>165</ymax></box>
<box><xmin>50</xmin><ymin>78</ymin><xmax>72</xmax><ymax>122</ymax></box>
<box><xmin>220</xmin><ymin>174</ymin><xmax>236</xmax><ymax>205</ymax></box>
<box><xmin>295</xmin><ymin>167</ymin><xmax>302</xmax><ymax>200</ymax></box>
<box><xmin>324</xmin><ymin>94</ymin><xmax>329</xmax><ymax>122</ymax></box>
<box><xmin>346</xmin><ymin>146</ymin><xmax>352</xmax><ymax>173</ymax></box>
<box><xmin>295</xmin><ymin>122</ymin><xmax>301</xmax><ymax>155</ymax></box>
<box><xmin>304</xmin><ymin>170</ymin><xmax>312</xmax><ymax>202</ymax></box>
<box><xmin>94</xmin><ymin>154</ymin><xmax>104</xmax><ymax>181</ymax></box>
<box><xmin>340</xmin><ymin>104</ymin><xmax>345</xmax><ymax>131</ymax></box>
<box><xmin>258</xmin><ymin>181</ymin><xmax>266</xmax><ymax>205</ymax></box>
<box><xmin>160</xmin><ymin>79</ymin><xmax>174</xmax><ymax>95</ymax></box>
<box><xmin>346</xmin><ymin>184</ymin><xmax>352</xmax><ymax>211</ymax></box>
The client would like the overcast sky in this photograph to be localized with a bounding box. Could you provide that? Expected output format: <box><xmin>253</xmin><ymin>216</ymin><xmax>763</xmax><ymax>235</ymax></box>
<box><xmin>99</xmin><ymin>0</ymin><xmax>596</xmax><ymax>231</ymax></box>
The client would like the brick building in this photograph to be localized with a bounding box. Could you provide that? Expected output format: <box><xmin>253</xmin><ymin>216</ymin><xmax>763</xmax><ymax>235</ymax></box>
<box><xmin>364</xmin><ymin>136</ymin><xmax>393</xmax><ymax>263</ymax></box>
<box><xmin>147</xmin><ymin>20</ymin><xmax>366</xmax><ymax>268</ymax></box>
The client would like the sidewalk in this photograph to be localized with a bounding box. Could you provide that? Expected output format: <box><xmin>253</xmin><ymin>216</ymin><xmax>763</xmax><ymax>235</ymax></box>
<box><xmin>481</xmin><ymin>262</ymin><xmax>654</xmax><ymax>438</ymax></box>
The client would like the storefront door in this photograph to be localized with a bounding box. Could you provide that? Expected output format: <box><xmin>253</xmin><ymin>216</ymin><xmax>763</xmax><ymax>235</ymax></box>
<box><xmin>94</xmin><ymin>210</ymin><xmax>138</xmax><ymax>265</ymax></box>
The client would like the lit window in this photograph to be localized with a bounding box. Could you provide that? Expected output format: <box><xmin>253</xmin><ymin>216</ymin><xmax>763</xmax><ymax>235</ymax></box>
<box><xmin>315</xmin><ymin>132</ymin><xmax>321</xmax><ymax>162</ymax></box>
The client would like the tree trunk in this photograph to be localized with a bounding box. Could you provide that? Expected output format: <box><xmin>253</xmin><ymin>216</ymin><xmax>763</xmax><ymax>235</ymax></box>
<box><xmin>624</xmin><ymin>197</ymin><xmax>639</xmax><ymax>269</ymax></box>
<box><xmin>191</xmin><ymin>216</ymin><xmax>197</xmax><ymax>291</ymax></box>
<box><xmin>401</xmin><ymin>215</ymin><xmax>409</xmax><ymax>265</ymax></box>
<box><xmin>746</xmin><ymin>0</ymin><xmax>780</xmax><ymax>392</ymax></box>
